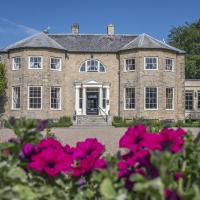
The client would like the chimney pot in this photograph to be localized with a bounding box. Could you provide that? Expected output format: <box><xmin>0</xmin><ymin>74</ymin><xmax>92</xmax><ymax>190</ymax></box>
<box><xmin>71</xmin><ymin>23</ymin><xmax>79</xmax><ymax>34</ymax></box>
<box><xmin>107</xmin><ymin>24</ymin><xmax>115</xmax><ymax>35</ymax></box>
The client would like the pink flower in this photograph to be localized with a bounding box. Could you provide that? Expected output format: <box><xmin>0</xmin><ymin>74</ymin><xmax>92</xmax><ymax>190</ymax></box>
<box><xmin>28</xmin><ymin>147</ymin><xmax>72</xmax><ymax>176</ymax></box>
<box><xmin>22</xmin><ymin>143</ymin><xmax>35</xmax><ymax>159</ymax></box>
<box><xmin>73</xmin><ymin>138</ymin><xmax>104</xmax><ymax>159</ymax></box>
<box><xmin>119</xmin><ymin>125</ymin><xmax>148</xmax><ymax>151</ymax></box>
<box><xmin>174</xmin><ymin>172</ymin><xmax>183</xmax><ymax>181</ymax></box>
<box><xmin>35</xmin><ymin>137</ymin><xmax>63</xmax><ymax>152</ymax></box>
<box><xmin>72</xmin><ymin>138</ymin><xmax>106</xmax><ymax>176</ymax></box>
<box><xmin>159</xmin><ymin>128</ymin><xmax>185</xmax><ymax>153</ymax></box>
<box><xmin>165</xmin><ymin>189</ymin><xmax>182</xmax><ymax>200</ymax></box>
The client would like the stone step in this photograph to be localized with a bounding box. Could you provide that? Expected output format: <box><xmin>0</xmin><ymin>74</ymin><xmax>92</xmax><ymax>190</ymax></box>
<box><xmin>75</xmin><ymin>115</ymin><xmax>109</xmax><ymax>126</ymax></box>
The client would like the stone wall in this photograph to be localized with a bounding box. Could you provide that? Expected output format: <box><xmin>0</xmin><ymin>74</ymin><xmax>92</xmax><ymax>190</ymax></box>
<box><xmin>3</xmin><ymin>49</ymin><xmax>119</xmax><ymax>119</ymax></box>
<box><xmin>119</xmin><ymin>49</ymin><xmax>185</xmax><ymax>120</ymax></box>
<box><xmin>2</xmin><ymin>48</ymin><xmax>185</xmax><ymax>121</ymax></box>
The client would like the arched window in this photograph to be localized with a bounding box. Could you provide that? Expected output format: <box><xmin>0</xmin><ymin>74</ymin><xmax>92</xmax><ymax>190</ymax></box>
<box><xmin>80</xmin><ymin>59</ymin><xmax>106</xmax><ymax>72</ymax></box>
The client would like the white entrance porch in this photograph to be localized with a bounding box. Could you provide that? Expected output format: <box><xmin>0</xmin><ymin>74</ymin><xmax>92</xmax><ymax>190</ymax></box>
<box><xmin>75</xmin><ymin>81</ymin><xmax>110</xmax><ymax>116</ymax></box>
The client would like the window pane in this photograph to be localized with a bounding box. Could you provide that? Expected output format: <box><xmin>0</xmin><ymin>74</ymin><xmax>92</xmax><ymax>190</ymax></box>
<box><xmin>165</xmin><ymin>58</ymin><xmax>173</xmax><ymax>71</ymax></box>
<box><xmin>51</xmin><ymin>87</ymin><xmax>61</xmax><ymax>109</ymax></box>
<box><xmin>198</xmin><ymin>91</ymin><xmax>200</xmax><ymax>109</ymax></box>
<box><xmin>102</xmin><ymin>88</ymin><xmax>107</xmax><ymax>109</ymax></box>
<box><xmin>51</xmin><ymin>58</ymin><xmax>61</xmax><ymax>70</ymax></box>
<box><xmin>145</xmin><ymin>87</ymin><xmax>157</xmax><ymax>109</ymax></box>
<box><xmin>145</xmin><ymin>57</ymin><xmax>158</xmax><ymax>69</ymax></box>
<box><xmin>13</xmin><ymin>57</ymin><xmax>21</xmax><ymax>70</ymax></box>
<box><xmin>29</xmin><ymin>57</ymin><xmax>42</xmax><ymax>69</ymax></box>
<box><xmin>125</xmin><ymin>88</ymin><xmax>135</xmax><ymax>109</ymax></box>
<box><xmin>29</xmin><ymin>87</ymin><xmax>42</xmax><ymax>109</ymax></box>
<box><xmin>80</xmin><ymin>63</ymin><xmax>86</xmax><ymax>72</ymax></box>
<box><xmin>166</xmin><ymin>88</ymin><xmax>174</xmax><ymax>109</ymax></box>
<box><xmin>81</xmin><ymin>60</ymin><xmax>105</xmax><ymax>72</ymax></box>
<box><xmin>79</xmin><ymin>88</ymin><xmax>83</xmax><ymax>109</ymax></box>
<box><xmin>125</xmin><ymin>59</ymin><xmax>135</xmax><ymax>71</ymax></box>
<box><xmin>12</xmin><ymin>87</ymin><xmax>20</xmax><ymax>109</ymax></box>
<box><xmin>185</xmin><ymin>91</ymin><xmax>193</xmax><ymax>110</ymax></box>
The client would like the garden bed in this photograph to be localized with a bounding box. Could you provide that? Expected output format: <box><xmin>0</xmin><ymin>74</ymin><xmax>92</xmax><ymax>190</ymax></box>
<box><xmin>0</xmin><ymin>117</ymin><xmax>200</xmax><ymax>199</ymax></box>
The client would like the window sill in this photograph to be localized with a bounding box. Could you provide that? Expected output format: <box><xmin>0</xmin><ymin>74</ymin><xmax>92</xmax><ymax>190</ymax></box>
<box><xmin>50</xmin><ymin>68</ymin><xmax>62</xmax><ymax>71</ymax></box>
<box><xmin>124</xmin><ymin>109</ymin><xmax>136</xmax><ymax>111</ymax></box>
<box><xmin>28</xmin><ymin>68</ymin><xmax>43</xmax><ymax>70</ymax></box>
<box><xmin>28</xmin><ymin>108</ymin><xmax>42</xmax><ymax>111</ymax></box>
<box><xmin>144</xmin><ymin>108</ymin><xmax>158</xmax><ymax>111</ymax></box>
<box><xmin>123</xmin><ymin>70</ymin><xmax>136</xmax><ymax>72</ymax></box>
<box><xmin>144</xmin><ymin>69</ymin><xmax>158</xmax><ymax>71</ymax></box>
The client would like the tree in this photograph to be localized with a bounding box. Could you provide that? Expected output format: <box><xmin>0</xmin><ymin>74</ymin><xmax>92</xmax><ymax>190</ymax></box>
<box><xmin>0</xmin><ymin>62</ymin><xmax>7</xmax><ymax>114</ymax></box>
<box><xmin>168</xmin><ymin>19</ymin><xmax>200</xmax><ymax>79</ymax></box>
<box><xmin>0</xmin><ymin>63</ymin><xmax>7</xmax><ymax>96</ymax></box>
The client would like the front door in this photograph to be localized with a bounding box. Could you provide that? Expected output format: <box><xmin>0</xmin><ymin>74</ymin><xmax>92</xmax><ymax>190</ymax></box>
<box><xmin>87</xmin><ymin>91</ymin><xmax>99</xmax><ymax>115</ymax></box>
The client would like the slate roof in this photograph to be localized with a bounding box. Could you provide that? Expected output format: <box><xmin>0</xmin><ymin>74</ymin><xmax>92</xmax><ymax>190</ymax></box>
<box><xmin>1</xmin><ymin>32</ymin><xmax>185</xmax><ymax>54</ymax></box>
<box><xmin>49</xmin><ymin>34</ymin><xmax>137</xmax><ymax>52</ymax></box>
<box><xmin>2</xmin><ymin>32</ymin><xmax>66</xmax><ymax>52</ymax></box>
<box><xmin>121</xmin><ymin>33</ymin><xmax>185</xmax><ymax>53</ymax></box>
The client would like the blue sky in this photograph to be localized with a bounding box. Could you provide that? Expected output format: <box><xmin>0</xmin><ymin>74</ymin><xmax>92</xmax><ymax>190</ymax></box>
<box><xmin>0</xmin><ymin>0</ymin><xmax>199</xmax><ymax>48</ymax></box>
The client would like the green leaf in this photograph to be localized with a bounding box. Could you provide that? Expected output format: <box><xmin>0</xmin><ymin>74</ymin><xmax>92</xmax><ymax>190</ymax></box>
<box><xmin>0</xmin><ymin>142</ymin><xmax>15</xmax><ymax>151</ymax></box>
<box><xmin>100</xmin><ymin>178</ymin><xmax>116</xmax><ymax>200</ymax></box>
<box><xmin>13</xmin><ymin>185</ymin><xmax>37</xmax><ymax>200</ymax></box>
<box><xmin>7</xmin><ymin>167</ymin><xmax>27</xmax><ymax>183</ymax></box>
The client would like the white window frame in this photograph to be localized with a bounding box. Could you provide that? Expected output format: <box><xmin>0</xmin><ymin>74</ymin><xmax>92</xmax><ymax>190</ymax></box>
<box><xmin>50</xmin><ymin>57</ymin><xmax>62</xmax><ymax>71</ymax></box>
<box><xmin>124</xmin><ymin>87</ymin><xmax>136</xmax><ymax>110</ymax></box>
<box><xmin>12</xmin><ymin>56</ymin><xmax>21</xmax><ymax>70</ymax></box>
<box><xmin>197</xmin><ymin>91</ymin><xmax>200</xmax><ymax>109</ymax></box>
<box><xmin>28</xmin><ymin>86</ymin><xmax>42</xmax><ymax>110</ymax></box>
<box><xmin>165</xmin><ymin>58</ymin><xmax>174</xmax><ymax>72</ymax></box>
<box><xmin>12</xmin><ymin>86</ymin><xmax>20</xmax><ymax>110</ymax></box>
<box><xmin>50</xmin><ymin>87</ymin><xmax>61</xmax><ymax>110</ymax></box>
<box><xmin>185</xmin><ymin>90</ymin><xmax>193</xmax><ymax>111</ymax></box>
<box><xmin>79</xmin><ymin>59</ymin><xmax>106</xmax><ymax>73</ymax></box>
<box><xmin>144</xmin><ymin>57</ymin><xmax>158</xmax><ymax>70</ymax></box>
<box><xmin>124</xmin><ymin>58</ymin><xmax>136</xmax><ymax>72</ymax></box>
<box><xmin>166</xmin><ymin>87</ymin><xmax>174</xmax><ymax>110</ymax></box>
<box><xmin>28</xmin><ymin>56</ymin><xmax>43</xmax><ymax>69</ymax></box>
<box><xmin>144</xmin><ymin>87</ymin><xmax>158</xmax><ymax>110</ymax></box>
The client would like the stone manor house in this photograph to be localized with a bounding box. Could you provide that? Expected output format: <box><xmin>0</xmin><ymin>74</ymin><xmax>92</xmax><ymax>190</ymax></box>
<box><xmin>0</xmin><ymin>24</ymin><xmax>198</xmax><ymax>125</ymax></box>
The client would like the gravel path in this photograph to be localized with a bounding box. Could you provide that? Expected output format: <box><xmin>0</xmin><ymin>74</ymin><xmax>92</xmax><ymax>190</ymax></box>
<box><xmin>0</xmin><ymin>126</ymin><xmax>199</xmax><ymax>154</ymax></box>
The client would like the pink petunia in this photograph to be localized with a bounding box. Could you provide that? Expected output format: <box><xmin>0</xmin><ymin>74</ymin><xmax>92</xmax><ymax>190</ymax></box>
<box><xmin>72</xmin><ymin>138</ymin><xmax>106</xmax><ymax>176</ymax></box>
<box><xmin>119</xmin><ymin>125</ymin><xmax>148</xmax><ymax>151</ymax></box>
<box><xmin>28</xmin><ymin>147</ymin><xmax>72</xmax><ymax>176</ymax></box>
<box><xmin>159</xmin><ymin>128</ymin><xmax>185</xmax><ymax>153</ymax></box>
<box><xmin>22</xmin><ymin>143</ymin><xmax>35</xmax><ymax>159</ymax></box>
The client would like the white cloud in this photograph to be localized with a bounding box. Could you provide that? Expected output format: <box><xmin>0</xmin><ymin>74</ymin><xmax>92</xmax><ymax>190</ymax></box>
<box><xmin>0</xmin><ymin>18</ymin><xmax>39</xmax><ymax>35</ymax></box>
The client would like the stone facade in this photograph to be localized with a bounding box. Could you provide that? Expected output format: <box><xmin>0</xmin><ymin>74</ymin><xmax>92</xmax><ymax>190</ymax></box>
<box><xmin>0</xmin><ymin>29</ymin><xmax>186</xmax><ymax>121</ymax></box>
<box><xmin>119</xmin><ymin>50</ymin><xmax>185</xmax><ymax>120</ymax></box>
<box><xmin>185</xmin><ymin>80</ymin><xmax>200</xmax><ymax>119</ymax></box>
<box><xmin>0</xmin><ymin>48</ymin><xmax>186</xmax><ymax>121</ymax></box>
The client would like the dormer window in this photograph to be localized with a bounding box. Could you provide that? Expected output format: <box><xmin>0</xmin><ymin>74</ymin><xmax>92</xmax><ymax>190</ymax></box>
<box><xmin>29</xmin><ymin>56</ymin><xmax>43</xmax><ymax>69</ymax></box>
<box><xmin>80</xmin><ymin>59</ymin><xmax>106</xmax><ymax>72</ymax></box>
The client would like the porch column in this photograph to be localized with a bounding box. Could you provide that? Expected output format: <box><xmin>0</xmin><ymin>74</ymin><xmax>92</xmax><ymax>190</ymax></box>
<box><xmin>107</xmin><ymin>87</ymin><xmax>110</xmax><ymax>115</ymax></box>
<box><xmin>83</xmin><ymin>87</ymin><xmax>86</xmax><ymax>115</ymax></box>
<box><xmin>99</xmin><ymin>87</ymin><xmax>103</xmax><ymax>115</ymax></box>
<box><xmin>75</xmin><ymin>86</ymin><xmax>79</xmax><ymax>114</ymax></box>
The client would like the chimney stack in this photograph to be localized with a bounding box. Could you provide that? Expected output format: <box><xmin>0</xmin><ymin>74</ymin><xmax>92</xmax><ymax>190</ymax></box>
<box><xmin>107</xmin><ymin>24</ymin><xmax>115</xmax><ymax>35</ymax></box>
<box><xmin>71</xmin><ymin>23</ymin><xmax>79</xmax><ymax>34</ymax></box>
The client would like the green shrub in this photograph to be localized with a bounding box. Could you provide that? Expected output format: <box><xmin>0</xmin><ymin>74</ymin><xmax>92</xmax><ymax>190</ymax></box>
<box><xmin>48</xmin><ymin>116</ymin><xmax>72</xmax><ymax>128</ymax></box>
